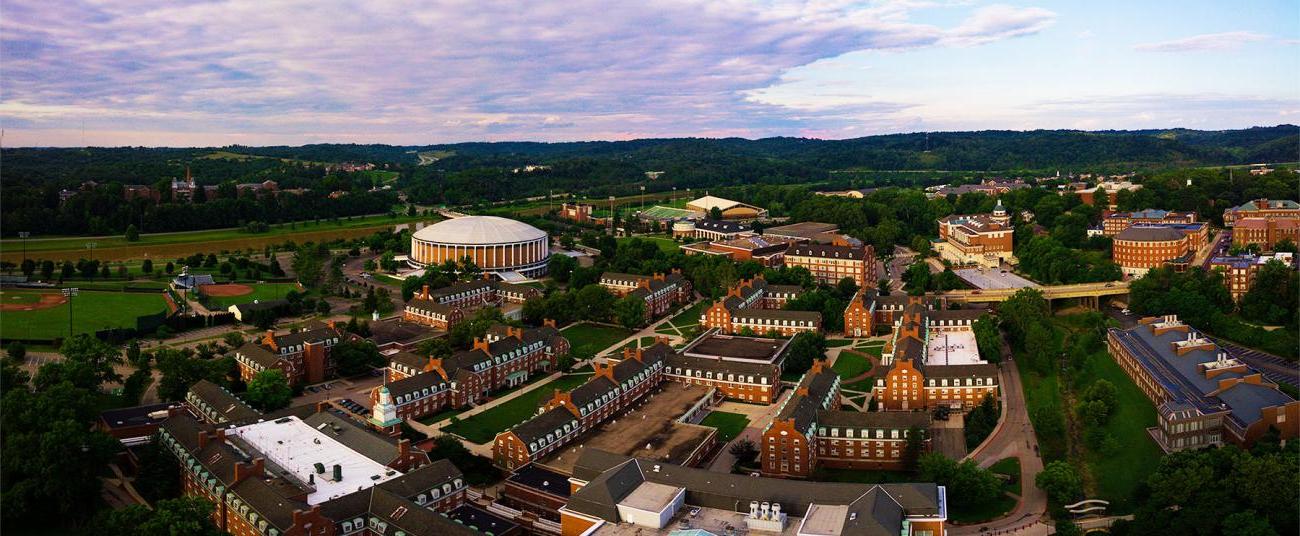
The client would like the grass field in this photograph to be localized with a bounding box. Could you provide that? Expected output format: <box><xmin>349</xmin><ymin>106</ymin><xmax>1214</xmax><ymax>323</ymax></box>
<box><xmin>699</xmin><ymin>411</ymin><xmax>750</xmax><ymax>442</ymax></box>
<box><xmin>201</xmin><ymin>282</ymin><xmax>302</xmax><ymax>309</ymax></box>
<box><xmin>0</xmin><ymin>290</ymin><xmax>169</xmax><ymax>340</ymax></box>
<box><xmin>617</xmin><ymin>235</ymin><xmax>680</xmax><ymax>254</ymax></box>
<box><xmin>442</xmin><ymin>373</ymin><xmax>593</xmax><ymax>444</ymax></box>
<box><xmin>825</xmin><ymin>339</ymin><xmax>853</xmax><ymax>348</ymax></box>
<box><xmin>655</xmin><ymin>300</ymin><xmax>709</xmax><ymax>336</ymax></box>
<box><xmin>832</xmin><ymin>350</ymin><xmax>873</xmax><ymax>380</ymax></box>
<box><xmin>561</xmin><ymin>323</ymin><xmax>635</xmax><ymax>360</ymax></box>
<box><xmin>0</xmin><ymin>213</ymin><xmax>432</xmax><ymax>263</ymax></box>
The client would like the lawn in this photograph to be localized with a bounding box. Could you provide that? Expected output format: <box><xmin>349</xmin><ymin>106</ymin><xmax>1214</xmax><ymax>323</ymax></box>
<box><xmin>949</xmin><ymin>492</ymin><xmax>1017</xmax><ymax>524</ymax></box>
<box><xmin>201</xmin><ymin>282</ymin><xmax>302</xmax><ymax>309</ymax></box>
<box><xmin>699</xmin><ymin>411</ymin><xmax>750</xmax><ymax>442</ymax></box>
<box><xmin>617</xmin><ymin>235</ymin><xmax>679</xmax><ymax>254</ymax></box>
<box><xmin>561</xmin><ymin>323</ymin><xmax>635</xmax><ymax>360</ymax></box>
<box><xmin>989</xmin><ymin>457</ymin><xmax>1022</xmax><ymax>495</ymax></box>
<box><xmin>655</xmin><ymin>299</ymin><xmax>709</xmax><ymax>335</ymax></box>
<box><xmin>442</xmin><ymin>373</ymin><xmax>593</xmax><ymax>444</ymax></box>
<box><xmin>825</xmin><ymin>339</ymin><xmax>853</xmax><ymax>348</ymax></box>
<box><xmin>0</xmin><ymin>290</ymin><xmax>169</xmax><ymax>340</ymax></box>
<box><xmin>618</xmin><ymin>336</ymin><xmax>665</xmax><ymax>352</ymax></box>
<box><xmin>832</xmin><ymin>350</ymin><xmax>873</xmax><ymax>380</ymax></box>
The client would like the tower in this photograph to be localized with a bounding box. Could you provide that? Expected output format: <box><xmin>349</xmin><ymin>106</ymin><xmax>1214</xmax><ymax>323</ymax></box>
<box><xmin>370</xmin><ymin>386</ymin><xmax>401</xmax><ymax>429</ymax></box>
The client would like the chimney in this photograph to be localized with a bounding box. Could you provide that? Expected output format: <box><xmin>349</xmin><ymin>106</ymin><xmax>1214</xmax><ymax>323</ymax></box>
<box><xmin>623</xmin><ymin>346</ymin><xmax>634</xmax><ymax>360</ymax></box>
<box><xmin>419</xmin><ymin>285</ymin><xmax>430</xmax><ymax>300</ymax></box>
<box><xmin>332</xmin><ymin>464</ymin><xmax>342</xmax><ymax>482</ymax></box>
<box><xmin>510</xmin><ymin>327</ymin><xmax>524</xmax><ymax>341</ymax></box>
<box><xmin>631</xmin><ymin>348</ymin><xmax>645</xmax><ymax>363</ymax></box>
<box><xmin>234</xmin><ymin>458</ymin><xmax>265</xmax><ymax>484</ymax></box>
<box><xmin>472</xmin><ymin>338</ymin><xmax>490</xmax><ymax>352</ymax></box>
<box><xmin>397</xmin><ymin>438</ymin><xmax>411</xmax><ymax>461</ymax></box>
<box><xmin>327</xmin><ymin>319</ymin><xmax>337</xmax><ymax>331</ymax></box>
<box><xmin>263</xmin><ymin>330</ymin><xmax>278</xmax><ymax>350</ymax></box>
<box><xmin>653</xmin><ymin>272</ymin><xmax>665</xmax><ymax>282</ymax></box>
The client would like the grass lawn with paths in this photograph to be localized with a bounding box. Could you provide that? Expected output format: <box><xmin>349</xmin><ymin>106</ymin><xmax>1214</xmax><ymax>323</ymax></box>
<box><xmin>561</xmin><ymin>323</ymin><xmax>636</xmax><ymax>360</ymax></box>
<box><xmin>832</xmin><ymin>350</ymin><xmax>873</xmax><ymax>380</ymax></box>
<box><xmin>442</xmin><ymin>373</ymin><xmax>593</xmax><ymax>444</ymax></box>
<box><xmin>699</xmin><ymin>411</ymin><xmax>750</xmax><ymax>442</ymax></box>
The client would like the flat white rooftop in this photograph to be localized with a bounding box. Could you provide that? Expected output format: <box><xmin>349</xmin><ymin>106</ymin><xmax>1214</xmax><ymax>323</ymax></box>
<box><xmin>619</xmin><ymin>481</ymin><xmax>683</xmax><ymax>513</ymax></box>
<box><xmin>926</xmin><ymin>331</ymin><xmax>983</xmax><ymax>366</ymax></box>
<box><xmin>227</xmin><ymin>416</ymin><xmax>402</xmax><ymax>504</ymax></box>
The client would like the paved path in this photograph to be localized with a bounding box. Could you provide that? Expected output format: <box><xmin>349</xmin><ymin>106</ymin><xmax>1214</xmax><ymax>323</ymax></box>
<box><xmin>951</xmin><ymin>348</ymin><xmax>1048</xmax><ymax>535</ymax></box>
<box><xmin>595</xmin><ymin>297</ymin><xmax>702</xmax><ymax>359</ymax></box>
<box><xmin>706</xmin><ymin>390</ymin><xmax>793</xmax><ymax>472</ymax></box>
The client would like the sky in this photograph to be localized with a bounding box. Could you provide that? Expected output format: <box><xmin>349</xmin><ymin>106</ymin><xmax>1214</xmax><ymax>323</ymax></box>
<box><xmin>1</xmin><ymin>0</ymin><xmax>1297</xmax><ymax>147</ymax></box>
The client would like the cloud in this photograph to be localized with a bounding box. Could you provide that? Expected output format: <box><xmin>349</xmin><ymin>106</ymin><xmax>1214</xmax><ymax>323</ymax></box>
<box><xmin>1133</xmin><ymin>31</ymin><xmax>1269</xmax><ymax>52</ymax></box>
<box><xmin>0</xmin><ymin>0</ymin><xmax>1070</xmax><ymax>145</ymax></box>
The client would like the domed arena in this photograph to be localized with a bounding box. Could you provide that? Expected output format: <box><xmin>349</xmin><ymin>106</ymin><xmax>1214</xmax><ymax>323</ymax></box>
<box><xmin>409</xmin><ymin>216</ymin><xmax>550</xmax><ymax>278</ymax></box>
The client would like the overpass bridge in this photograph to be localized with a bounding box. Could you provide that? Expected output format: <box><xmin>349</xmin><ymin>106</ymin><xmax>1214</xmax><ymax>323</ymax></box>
<box><xmin>939</xmin><ymin>281</ymin><xmax>1130</xmax><ymax>308</ymax></box>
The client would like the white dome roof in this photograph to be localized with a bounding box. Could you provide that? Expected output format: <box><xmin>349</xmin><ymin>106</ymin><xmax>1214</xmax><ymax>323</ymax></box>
<box><xmin>413</xmin><ymin>216</ymin><xmax>547</xmax><ymax>245</ymax></box>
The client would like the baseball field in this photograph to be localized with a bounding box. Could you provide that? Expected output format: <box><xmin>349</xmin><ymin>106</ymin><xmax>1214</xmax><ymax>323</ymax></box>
<box><xmin>0</xmin><ymin>289</ymin><xmax>170</xmax><ymax>340</ymax></box>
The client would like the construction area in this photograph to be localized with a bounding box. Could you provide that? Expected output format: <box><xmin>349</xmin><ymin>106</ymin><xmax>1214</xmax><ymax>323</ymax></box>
<box><xmin>539</xmin><ymin>383</ymin><xmax>718</xmax><ymax>475</ymax></box>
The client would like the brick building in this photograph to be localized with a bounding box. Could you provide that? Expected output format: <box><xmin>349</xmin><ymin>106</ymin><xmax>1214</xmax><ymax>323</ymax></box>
<box><xmin>1231</xmin><ymin>217</ymin><xmax>1300</xmax><ymax>251</ymax></box>
<box><xmin>784</xmin><ymin>241</ymin><xmax>877</xmax><ymax>288</ymax></box>
<box><xmin>500</xmin><ymin>464</ymin><xmax>573</xmax><ymax>521</ymax></box>
<box><xmin>667</xmin><ymin>333</ymin><xmax>787</xmax><ymax>404</ymax></box>
<box><xmin>403</xmin><ymin>280</ymin><xmax>541</xmax><ymax>329</ymax></box>
<box><xmin>1102</xmin><ymin>209</ymin><xmax>1197</xmax><ymax>236</ymax></box>
<box><xmin>185</xmin><ymin>379</ymin><xmax>260</xmax><ymax>425</ymax></box>
<box><xmin>232</xmin><ymin>323</ymin><xmax>350</xmax><ymax>387</ymax></box>
<box><xmin>1222</xmin><ymin>198</ymin><xmax>1300</xmax><ymax>225</ymax></box>
<box><xmin>561</xmin><ymin>449</ymin><xmax>947</xmax><ymax>536</ymax></box>
<box><xmin>935</xmin><ymin>200</ymin><xmax>1015</xmax><ymax>268</ymax></box>
<box><xmin>1072</xmin><ymin>180</ymin><xmax>1140</xmax><ymax>210</ymax></box>
<box><xmin>598</xmin><ymin>270</ymin><xmax>693</xmax><ymax>323</ymax></box>
<box><xmin>1208</xmin><ymin>253</ymin><xmax>1296</xmax><ymax>301</ymax></box>
<box><xmin>369</xmin><ymin>323</ymin><xmax>569</xmax><ymax>427</ymax></box>
<box><xmin>875</xmin><ymin>299</ymin><xmax>998</xmax><ymax>412</ymax></box>
<box><xmin>559</xmin><ymin>202</ymin><xmax>594</xmax><ymax>223</ymax></box>
<box><xmin>842</xmin><ymin>289</ymin><xmax>909</xmax><ymax>338</ymax></box>
<box><xmin>156</xmin><ymin>406</ymin><xmax>479</xmax><ymax>536</ymax></box>
<box><xmin>1112</xmin><ymin>225</ymin><xmax>1195</xmax><ymax>277</ymax></box>
<box><xmin>1107</xmin><ymin>316</ymin><xmax>1298</xmax><ymax>451</ymax></box>
<box><xmin>701</xmin><ymin>276</ymin><xmax>821</xmax><ymax>336</ymax></box>
<box><xmin>492</xmin><ymin>343</ymin><xmax>670</xmax><ymax>470</ymax></box>
<box><xmin>761</xmin><ymin>361</ymin><xmax>932</xmax><ymax>478</ymax></box>
<box><xmin>680</xmin><ymin>235</ymin><xmax>792</xmax><ymax>266</ymax></box>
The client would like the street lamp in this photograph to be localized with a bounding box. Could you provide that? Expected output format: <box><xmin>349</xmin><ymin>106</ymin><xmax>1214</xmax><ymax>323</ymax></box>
<box><xmin>85</xmin><ymin>242</ymin><xmax>97</xmax><ymax>262</ymax></box>
<box><xmin>62</xmin><ymin>287</ymin><xmax>79</xmax><ymax>338</ymax></box>
<box><xmin>18</xmin><ymin>232</ymin><xmax>29</xmax><ymax>264</ymax></box>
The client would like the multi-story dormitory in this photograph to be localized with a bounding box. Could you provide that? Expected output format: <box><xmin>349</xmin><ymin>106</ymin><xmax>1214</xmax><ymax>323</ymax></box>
<box><xmin>761</xmin><ymin>360</ymin><xmax>932</xmax><ymax>478</ymax></box>
<box><xmin>158</xmin><ymin>397</ymin><xmax>483</xmax><ymax>536</ymax></box>
<box><xmin>701</xmin><ymin>276</ymin><xmax>822</xmax><ymax>336</ymax></box>
<box><xmin>842</xmin><ymin>289</ymin><xmax>910</xmax><ymax>337</ymax></box>
<box><xmin>597</xmin><ymin>270</ymin><xmax>693</xmax><ymax>323</ymax></box>
<box><xmin>875</xmin><ymin>298</ymin><xmax>999</xmax><ymax>412</ymax></box>
<box><xmin>233</xmin><ymin>321</ymin><xmax>352</xmax><ymax>387</ymax></box>
<box><xmin>1107</xmin><ymin>316</ymin><xmax>1299</xmax><ymax>452</ymax></box>
<box><xmin>403</xmin><ymin>280</ymin><xmax>542</xmax><ymax>329</ymax></box>
<box><xmin>492</xmin><ymin>343</ymin><xmax>672</xmax><ymax>470</ymax></box>
<box><xmin>368</xmin><ymin>323</ymin><xmax>570</xmax><ymax>432</ymax></box>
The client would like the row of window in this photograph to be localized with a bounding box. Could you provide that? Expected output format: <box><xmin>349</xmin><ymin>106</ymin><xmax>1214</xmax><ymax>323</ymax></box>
<box><xmin>668</xmin><ymin>367</ymin><xmax>770</xmax><ymax>385</ymax></box>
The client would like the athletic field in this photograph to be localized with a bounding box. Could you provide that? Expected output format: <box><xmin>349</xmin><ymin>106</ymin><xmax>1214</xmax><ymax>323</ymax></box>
<box><xmin>0</xmin><ymin>289</ymin><xmax>169</xmax><ymax>340</ymax></box>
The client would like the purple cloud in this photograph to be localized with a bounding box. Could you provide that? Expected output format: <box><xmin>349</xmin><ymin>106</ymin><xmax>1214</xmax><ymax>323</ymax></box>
<box><xmin>1133</xmin><ymin>31</ymin><xmax>1270</xmax><ymax>52</ymax></box>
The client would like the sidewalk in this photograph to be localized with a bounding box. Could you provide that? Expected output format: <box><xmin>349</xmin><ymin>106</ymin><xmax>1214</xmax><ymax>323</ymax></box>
<box><xmin>412</xmin><ymin>370</ymin><xmax>566</xmax><ymax>436</ymax></box>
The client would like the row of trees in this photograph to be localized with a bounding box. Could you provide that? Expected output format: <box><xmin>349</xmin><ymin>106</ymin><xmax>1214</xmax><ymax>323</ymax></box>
<box><xmin>1129</xmin><ymin>266</ymin><xmax>1298</xmax><ymax>358</ymax></box>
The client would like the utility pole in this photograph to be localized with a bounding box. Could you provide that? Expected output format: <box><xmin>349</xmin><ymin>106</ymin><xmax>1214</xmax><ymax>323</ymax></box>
<box><xmin>62</xmin><ymin>287</ymin><xmax>78</xmax><ymax>338</ymax></box>
<box><xmin>85</xmin><ymin>242</ymin><xmax>97</xmax><ymax>262</ymax></box>
<box><xmin>18</xmin><ymin>232</ymin><xmax>29</xmax><ymax>264</ymax></box>
<box><xmin>609</xmin><ymin>196</ymin><xmax>616</xmax><ymax>235</ymax></box>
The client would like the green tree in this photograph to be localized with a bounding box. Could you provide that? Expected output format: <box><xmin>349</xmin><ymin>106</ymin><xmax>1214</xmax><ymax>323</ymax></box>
<box><xmin>1035</xmin><ymin>460</ymin><xmax>1083</xmax><ymax>505</ymax></box>
<box><xmin>783</xmin><ymin>332</ymin><xmax>827</xmax><ymax>376</ymax></box>
<box><xmin>710</xmin><ymin>206</ymin><xmax>723</xmax><ymax>220</ymax></box>
<box><xmin>972</xmin><ymin>314</ymin><xmax>1002</xmax><ymax>363</ymax></box>
<box><xmin>58</xmin><ymin>334</ymin><xmax>124</xmax><ymax>387</ymax></box>
<box><xmin>5</xmin><ymin>341</ymin><xmax>26</xmax><ymax>363</ymax></box>
<box><xmin>574</xmin><ymin>284</ymin><xmax>616</xmax><ymax>322</ymax></box>
<box><xmin>548</xmin><ymin>254</ymin><xmax>577</xmax><ymax>283</ymax></box>
<box><xmin>155</xmin><ymin>349</ymin><xmax>233</xmax><ymax>401</ymax></box>
<box><xmin>124</xmin><ymin>224</ymin><xmax>140</xmax><ymax>242</ymax></box>
<box><xmin>245</xmin><ymin>369</ymin><xmax>292</xmax><ymax>411</ymax></box>
<box><xmin>1239</xmin><ymin>259</ymin><xmax>1298</xmax><ymax>326</ymax></box>
<box><xmin>613</xmin><ymin>295</ymin><xmax>647</xmax><ymax>329</ymax></box>
<box><xmin>333</xmin><ymin>340</ymin><xmax>384</xmax><ymax>377</ymax></box>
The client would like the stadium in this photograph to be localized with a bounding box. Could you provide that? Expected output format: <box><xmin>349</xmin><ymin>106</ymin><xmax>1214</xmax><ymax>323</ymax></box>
<box><xmin>409</xmin><ymin>216</ymin><xmax>550</xmax><ymax>280</ymax></box>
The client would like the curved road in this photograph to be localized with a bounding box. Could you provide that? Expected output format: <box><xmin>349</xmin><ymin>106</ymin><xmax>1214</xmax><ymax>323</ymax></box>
<box><xmin>951</xmin><ymin>344</ymin><xmax>1049</xmax><ymax>536</ymax></box>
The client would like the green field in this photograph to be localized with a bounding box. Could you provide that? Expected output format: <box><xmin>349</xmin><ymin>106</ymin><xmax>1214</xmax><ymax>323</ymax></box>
<box><xmin>832</xmin><ymin>350</ymin><xmax>873</xmax><ymax>380</ymax></box>
<box><xmin>561</xmin><ymin>323</ymin><xmax>635</xmax><ymax>360</ymax></box>
<box><xmin>989</xmin><ymin>457</ymin><xmax>1022</xmax><ymax>495</ymax></box>
<box><xmin>699</xmin><ymin>411</ymin><xmax>750</xmax><ymax>442</ymax></box>
<box><xmin>0</xmin><ymin>290</ymin><xmax>169</xmax><ymax>340</ymax></box>
<box><xmin>442</xmin><ymin>373</ymin><xmax>593</xmax><ymax>444</ymax></box>
<box><xmin>655</xmin><ymin>299</ymin><xmax>709</xmax><ymax>336</ymax></box>
<box><xmin>641</xmin><ymin>205</ymin><xmax>695</xmax><ymax>219</ymax></box>
<box><xmin>201</xmin><ymin>282</ymin><xmax>302</xmax><ymax>309</ymax></box>
<box><xmin>617</xmin><ymin>235</ymin><xmax>680</xmax><ymax>254</ymax></box>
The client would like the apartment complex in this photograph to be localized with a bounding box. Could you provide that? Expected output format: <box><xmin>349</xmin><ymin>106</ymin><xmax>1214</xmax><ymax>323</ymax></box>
<box><xmin>368</xmin><ymin>323</ymin><xmax>569</xmax><ymax>428</ymax></box>
<box><xmin>560</xmin><ymin>449</ymin><xmax>947</xmax><ymax>536</ymax></box>
<box><xmin>598</xmin><ymin>270</ymin><xmax>693</xmax><ymax>323</ymax></box>
<box><xmin>1232</xmin><ymin>217</ymin><xmax>1300</xmax><ymax>251</ymax></box>
<box><xmin>1102</xmin><ymin>209</ymin><xmax>1197</xmax><ymax>236</ymax></box>
<box><xmin>667</xmin><ymin>332</ymin><xmax>787</xmax><ymax>403</ymax></box>
<box><xmin>785</xmin><ymin>242</ymin><xmax>877</xmax><ymax>288</ymax></box>
<box><xmin>875</xmin><ymin>298</ymin><xmax>998</xmax><ymax>411</ymax></box>
<box><xmin>1222</xmin><ymin>198</ymin><xmax>1300</xmax><ymax>225</ymax></box>
<box><xmin>935</xmin><ymin>200</ymin><xmax>1015</xmax><ymax>268</ymax></box>
<box><xmin>1208</xmin><ymin>253</ymin><xmax>1296</xmax><ymax>301</ymax></box>
<box><xmin>403</xmin><ymin>280</ymin><xmax>541</xmax><ymax>330</ymax></box>
<box><xmin>157</xmin><ymin>407</ymin><xmax>479</xmax><ymax>536</ymax></box>
<box><xmin>1107</xmin><ymin>316</ymin><xmax>1298</xmax><ymax>452</ymax></box>
<box><xmin>842</xmin><ymin>289</ymin><xmax>910</xmax><ymax>338</ymax></box>
<box><xmin>761</xmin><ymin>361</ymin><xmax>932</xmax><ymax>478</ymax></box>
<box><xmin>701</xmin><ymin>276</ymin><xmax>821</xmax><ymax>336</ymax></box>
<box><xmin>232</xmin><ymin>323</ymin><xmax>351</xmax><ymax>387</ymax></box>
<box><xmin>1112</xmin><ymin>225</ymin><xmax>1196</xmax><ymax>277</ymax></box>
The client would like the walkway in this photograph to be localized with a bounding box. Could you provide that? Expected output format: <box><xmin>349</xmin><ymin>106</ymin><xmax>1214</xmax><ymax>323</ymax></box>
<box><xmin>705</xmin><ymin>390</ymin><xmax>793</xmax><ymax>473</ymax></box>
<box><xmin>951</xmin><ymin>347</ymin><xmax>1048</xmax><ymax>535</ymax></box>
<box><xmin>596</xmin><ymin>297</ymin><xmax>703</xmax><ymax>359</ymax></box>
<box><xmin>408</xmin><ymin>370</ymin><xmax>567</xmax><ymax>439</ymax></box>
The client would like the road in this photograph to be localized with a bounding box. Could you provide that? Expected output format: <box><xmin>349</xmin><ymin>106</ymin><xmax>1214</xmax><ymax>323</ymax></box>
<box><xmin>951</xmin><ymin>344</ymin><xmax>1048</xmax><ymax>536</ymax></box>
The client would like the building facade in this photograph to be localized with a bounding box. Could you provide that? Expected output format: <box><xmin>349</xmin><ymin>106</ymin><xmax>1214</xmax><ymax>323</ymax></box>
<box><xmin>784</xmin><ymin>242</ymin><xmax>877</xmax><ymax>288</ymax></box>
<box><xmin>232</xmin><ymin>323</ymin><xmax>349</xmax><ymax>387</ymax></box>
<box><xmin>1112</xmin><ymin>225</ymin><xmax>1194</xmax><ymax>277</ymax></box>
<box><xmin>598</xmin><ymin>270</ymin><xmax>693</xmax><ymax>323</ymax></box>
<box><xmin>409</xmin><ymin>216</ymin><xmax>550</xmax><ymax>278</ymax></box>
<box><xmin>875</xmin><ymin>299</ymin><xmax>998</xmax><ymax>412</ymax></box>
<box><xmin>1208</xmin><ymin>253</ymin><xmax>1296</xmax><ymax>301</ymax></box>
<box><xmin>403</xmin><ymin>280</ymin><xmax>540</xmax><ymax>329</ymax></box>
<box><xmin>1223</xmin><ymin>198</ymin><xmax>1300</xmax><ymax>225</ymax></box>
<box><xmin>935</xmin><ymin>201</ymin><xmax>1015</xmax><ymax>268</ymax></box>
<box><xmin>701</xmin><ymin>276</ymin><xmax>821</xmax><ymax>336</ymax></box>
<box><xmin>1102</xmin><ymin>209</ymin><xmax>1197</xmax><ymax>236</ymax></box>
<box><xmin>1232</xmin><ymin>217</ymin><xmax>1300</xmax><ymax>251</ymax></box>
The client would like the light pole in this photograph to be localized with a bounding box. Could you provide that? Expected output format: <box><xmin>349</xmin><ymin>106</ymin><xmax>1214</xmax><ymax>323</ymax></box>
<box><xmin>62</xmin><ymin>287</ymin><xmax>78</xmax><ymax>338</ymax></box>
<box><xmin>18</xmin><ymin>232</ymin><xmax>29</xmax><ymax>264</ymax></box>
<box><xmin>640</xmin><ymin>185</ymin><xmax>645</xmax><ymax>213</ymax></box>
<box><xmin>85</xmin><ymin>242</ymin><xmax>97</xmax><ymax>262</ymax></box>
<box><xmin>609</xmin><ymin>196</ymin><xmax>616</xmax><ymax>235</ymax></box>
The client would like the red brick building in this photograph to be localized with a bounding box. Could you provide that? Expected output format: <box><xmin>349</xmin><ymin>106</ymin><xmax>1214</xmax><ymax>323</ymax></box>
<box><xmin>936</xmin><ymin>201</ymin><xmax>1015</xmax><ymax>267</ymax></box>
<box><xmin>1223</xmin><ymin>198</ymin><xmax>1300</xmax><ymax>225</ymax></box>
<box><xmin>680</xmin><ymin>235</ymin><xmax>792</xmax><ymax>266</ymax></box>
<box><xmin>875</xmin><ymin>299</ymin><xmax>998</xmax><ymax>412</ymax></box>
<box><xmin>841</xmin><ymin>290</ymin><xmax>909</xmax><ymax>338</ymax></box>
<box><xmin>1113</xmin><ymin>225</ymin><xmax>1195</xmax><ymax>277</ymax></box>
<box><xmin>1209</xmin><ymin>253</ymin><xmax>1296</xmax><ymax>301</ymax></box>
<box><xmin>598</xmin><ymin>270</ymin><xmax>693</xmax><ymax>323</ymax></box>
<box><xmin>560</xmin><ymin>202</ymin><xmax>595</xmax><ymax>223</ymax></box>
<box><xmin>1232</xmin><ymin>217</ymin><xmax>1300</xmax><ymax>251</ymax></box>
<box><xmin>701</xmin><ymin>276</ymin><xmax>820</xmax><ymax>336</ymax></box>
<box><xmin>1102</xmin><ymin>209</ymin><xmax>1197</xmax><ymax>236</ymax></box>
<box><xmin>784</xmin><ymin>242</ymin><xmax>877</xmax><ymax>288</ymax></box>
<box><xmin>232</xmin><ymin>323</ymin><xmax>350</xmax><ymax>387</ymax></box>
<box><xmin>403</xmin><ymin>280</ymin><xmax>541</xmax><ymax>329</ymax></box>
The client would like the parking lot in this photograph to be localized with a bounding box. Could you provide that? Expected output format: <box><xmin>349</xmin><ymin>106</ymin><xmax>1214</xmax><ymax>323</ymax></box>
<box><xmin>293</xmin><ymin>372</ymin><xmax>385</xmax><ymax>407</ymax></box>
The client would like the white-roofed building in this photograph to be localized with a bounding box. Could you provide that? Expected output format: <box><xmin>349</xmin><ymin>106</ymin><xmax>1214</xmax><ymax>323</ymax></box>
<box><xmin>409</xmin><ymin>215</ymin><xmax>550</xmax><ymax>278</ymax></box>
<box><xmin>684</xmin><ymin>195</ymin><xmax>768</xmax><ymax>219</ymax></box>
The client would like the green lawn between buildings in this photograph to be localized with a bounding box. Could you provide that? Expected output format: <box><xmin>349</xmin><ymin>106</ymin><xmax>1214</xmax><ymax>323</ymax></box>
<box><xmin>698</xmin><ymin>411</ymin><xmax>750</xmax><ymax>442</ymax></box>
<box><xmin>560</xmin><ymin>322</ymin><xmax>635</xmax><ymax>360</ymax></box>
<box><xmin>832</xmin><ymin>350</ymin><xmax>873</xmax><ymax>380</ymax></box>
<box><xmin>655</xmin><ymin>299</ymin><xmax>710</xmax><ymax>336</ymax></box>
<box><xmin>200</xmin><ymin>282</ymin><xmax>302</xmax><ymax>309</ymax></box>
<box><xmin>616</xmin><ymin>235</ymin><xmax>680</xmax><ymax>254</ymax></box>
<box><xmin>442</xmin><ymin>373</ymin><xmax>594</xmax><ymax>444</ymax></box>
<box><xmin>1019</xmin><ymin>314</ymin><xmax>1163</xmax><ymax>512</ymax></box>
<box><xmin>0</xmin><ymin>289</ymin><xmax>169</xmax><ymax>340</ymax></box>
